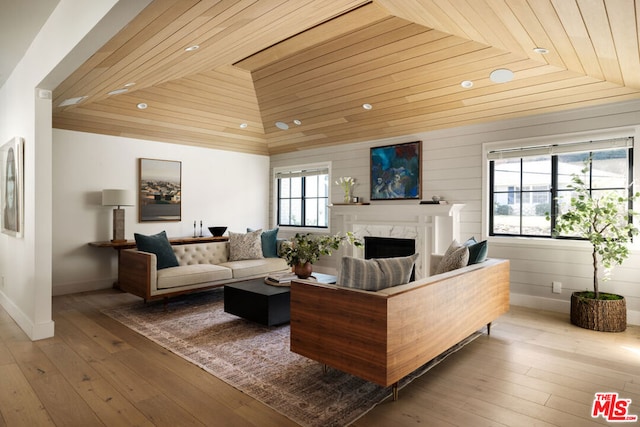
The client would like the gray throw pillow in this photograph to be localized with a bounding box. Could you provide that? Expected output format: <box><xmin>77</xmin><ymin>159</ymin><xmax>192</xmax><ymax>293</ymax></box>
<box><xmin>134</xmin><ymin>231</ymin><xmax>179</xmax><ymax>270</ymax></box>
<box><xmin>229</xmin><ymin>229</ymin><xmax>264</xmax><ymax>261</ymax></box>
<box><xmin>338</xmin><ymin>253</ymin><xmax>419</xmax><ymax>291</ymax></box>
<box><xmin>435</xmin><ymin>240</ymin><xmax>469</xmax><ymax>274</ymax></box>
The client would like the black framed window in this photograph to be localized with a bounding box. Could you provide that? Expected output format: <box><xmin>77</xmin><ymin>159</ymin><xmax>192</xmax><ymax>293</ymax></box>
<box><xmin>276</xmin><ymin>167</ymin><xmax>329</xmax><ymax>228</ymax></box>
<box><xmin>489</xmin><ymin>137</ymin><xmax>634</xmax><ymax>238</ymax></box>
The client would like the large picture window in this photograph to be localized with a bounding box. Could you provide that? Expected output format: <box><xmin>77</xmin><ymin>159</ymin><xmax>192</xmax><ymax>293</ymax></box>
<box><xmin>276</xmin><ymin>166</ymin><xmax>329</xmax><ymax>228</ymax></box>
<box><xmin>489</xmin><ymin>137</ymin><xmax>634</xmax><ymax>238</ymax></box>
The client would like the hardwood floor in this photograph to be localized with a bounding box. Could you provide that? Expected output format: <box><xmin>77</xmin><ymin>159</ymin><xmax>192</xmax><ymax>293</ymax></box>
<box><xmin>1</xmin><ymin>289</ymin><xmax>639</xmax><ymax>426</ymax></box>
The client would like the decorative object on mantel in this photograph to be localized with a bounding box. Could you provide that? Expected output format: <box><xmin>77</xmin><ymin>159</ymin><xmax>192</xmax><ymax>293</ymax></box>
<box><xmin>335</xmin><ymin>176</ymin><xmax>356</xmax><ymax>203</ymax></box>
<box><xmin>102</xmin><ymin>189</ymin><xmax>134</xmax><ymax>242</ymax></box>
<box><xmin>548</xmin><ymin>160</ymin><xmax>639</xmax><ymax>332</ymax></box>
<box><xmin>370</xmin><ymin>140</ymin><xmax>421</xmax><ymax>200</ymax></box>
<box><xmin>281</xmin><ymin>232</ymin><xmax>362</xmax><ymax>279</ymax></box>
<box><xmin>331</xmin><ymin>202</ymin><xmax>370</xmax><ymax>206</ymax></box>
<box><xmin>419</xmin><ymin>200</ymin><xmax>448</xmax><ymax>205</ymax></box>
<box><xmin>420</xmin><ymin>195</ymin><xmax>448</xmax><ymax>205</ymax></box>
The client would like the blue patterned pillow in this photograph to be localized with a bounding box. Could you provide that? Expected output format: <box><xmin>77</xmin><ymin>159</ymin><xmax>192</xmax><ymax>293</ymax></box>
<box><xmin>338</xmin><ymin>254</ymin><xmax>419</xmax><ymax>291</ymax></box>
<box><xmin>134</xmin><ymin>231</ymin><xmax>179</xmax><ymax>270</ymax></box>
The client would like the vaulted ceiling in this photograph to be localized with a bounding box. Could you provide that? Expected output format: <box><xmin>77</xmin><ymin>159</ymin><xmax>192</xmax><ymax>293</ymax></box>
<box><xmin>52</xmin><ymin>0</ymin><xmax>640</xmax><ymax>155</ymax></box>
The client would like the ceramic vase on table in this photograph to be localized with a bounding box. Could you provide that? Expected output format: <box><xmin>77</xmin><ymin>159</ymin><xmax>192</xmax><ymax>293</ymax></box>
<box><xmin>294</xmin><ymin>262</ymin><xmax>313</xmax><ymax>279</ymax></box>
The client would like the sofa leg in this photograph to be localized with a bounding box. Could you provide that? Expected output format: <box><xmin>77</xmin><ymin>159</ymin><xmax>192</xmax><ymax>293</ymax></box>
<box><xmin>392</xmin><ymin>382</ymin><xmax>399</xmax><ymax>401</ymax></box>
<box><xmin>322</xmin><ymin>364</ymin><xmax>328</xmax><ymax>375</ymax></box>
<box><xmin>487</xmin><ymin>322</ymin><xmax>492</xmax><ymax>336</ymax></box>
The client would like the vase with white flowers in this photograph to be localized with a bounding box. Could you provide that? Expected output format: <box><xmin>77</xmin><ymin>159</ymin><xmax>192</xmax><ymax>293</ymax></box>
<box><xmin>336</xmin><ymin>176</ymin><xmax>356</xmax><ymax>203</ymax></box>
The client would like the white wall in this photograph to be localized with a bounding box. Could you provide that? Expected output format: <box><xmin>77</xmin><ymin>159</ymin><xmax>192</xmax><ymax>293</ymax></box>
<box><xmin>52</xmin><ymin>129</ymin><xmax>270</xmax><ymax>295</ymax></box>
<box><xmin>0</xmin><ymin>0</ymin><xmax>133</xmax><ymax>340</ymax></box>
<box><xmin>270</xmin><ymin>99</ymin><xmax>640</xmax><ymax>325</ymax></box>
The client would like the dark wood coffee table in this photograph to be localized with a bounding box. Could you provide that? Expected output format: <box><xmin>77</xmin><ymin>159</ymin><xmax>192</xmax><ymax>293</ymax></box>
<box><xmin>223</xmin><ymin>273</ymin><xmax>336</xmax><ymax>326</ymax></box>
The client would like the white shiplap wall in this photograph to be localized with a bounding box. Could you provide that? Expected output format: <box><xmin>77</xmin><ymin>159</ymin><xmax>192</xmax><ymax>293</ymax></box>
<box><xmin>270</xmin><ymin>99</ymin><xmax>640</xmax><ymax>325</ymax></box>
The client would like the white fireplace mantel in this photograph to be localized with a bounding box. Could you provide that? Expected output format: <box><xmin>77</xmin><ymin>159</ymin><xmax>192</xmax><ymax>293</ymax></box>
<box><xmin>330</xmin><ymin>203</ymin><xmax>464</xmax><ymax>279</ymax></box>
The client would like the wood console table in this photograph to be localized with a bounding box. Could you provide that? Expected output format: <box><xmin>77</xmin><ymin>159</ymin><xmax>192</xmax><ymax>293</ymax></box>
<box><xmin>89</xmin><ymin>235</ymin><xmax>229</xmax><ymax>250</ymax></box>
<box><xmin>89</xmin><ymin>235</ymin><xmax>229</xmax><ymax>288</ymax></box>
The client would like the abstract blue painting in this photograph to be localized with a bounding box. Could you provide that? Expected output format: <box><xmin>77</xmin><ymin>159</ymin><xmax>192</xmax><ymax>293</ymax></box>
<box><xmin>370</xmin><ymin>141</ymin><xmax>421</xmax><ymax>200</ymax></box>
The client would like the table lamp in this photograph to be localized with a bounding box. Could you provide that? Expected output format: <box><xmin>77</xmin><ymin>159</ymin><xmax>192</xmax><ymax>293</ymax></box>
<box><xmin>102</xmin><ymin>189</ymin><xmax>134</xmax><ymax>242</ymax></box>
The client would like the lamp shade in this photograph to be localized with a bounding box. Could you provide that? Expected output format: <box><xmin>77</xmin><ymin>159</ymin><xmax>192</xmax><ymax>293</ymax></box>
<box><xmin>102</xmin><ymin>189</ymin><xmax>134</xmax><ymax>207</ymax></box>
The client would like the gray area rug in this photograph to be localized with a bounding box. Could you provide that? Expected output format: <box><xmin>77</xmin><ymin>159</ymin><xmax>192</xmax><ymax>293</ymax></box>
<box><xmin>103</xmin><ymin>289</ymin><xmax>480</xmax><ymax>427</ymax></box>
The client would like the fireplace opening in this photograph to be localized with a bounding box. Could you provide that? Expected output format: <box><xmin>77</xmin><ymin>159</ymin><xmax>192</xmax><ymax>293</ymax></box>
<box><xmin>364</xmin><ymin>236</ymin><xmax>416</xmax><ymax>281</ymax></box>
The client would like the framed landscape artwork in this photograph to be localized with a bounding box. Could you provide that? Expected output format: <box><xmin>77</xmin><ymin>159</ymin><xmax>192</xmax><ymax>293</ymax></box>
<box><xmin>370</xmin><ymin>141</ymin><xmax>422</xmax><ymax>200</ymax></box>
<box><xmin>1</xmin><ymin>137</ymin><xmax>24</xmax><ymax>237</ymax></box>
<box><xmin>139</xmin><ymin>158</ymin><xmax>182</xmax><ymax>222</ymax></box>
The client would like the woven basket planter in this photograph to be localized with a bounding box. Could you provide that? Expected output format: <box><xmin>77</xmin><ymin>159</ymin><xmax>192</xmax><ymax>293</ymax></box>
<box><xmin>570</xmin><ymin>291</ymin><xmax>626</xmax><ymax>332</ymax></box>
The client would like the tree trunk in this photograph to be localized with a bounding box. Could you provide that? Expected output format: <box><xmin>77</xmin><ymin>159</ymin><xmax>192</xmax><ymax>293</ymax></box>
<box><xmin>592</xmin><ymin>247</ymin><xmax>599</xmax><ymax>299</ymax></box>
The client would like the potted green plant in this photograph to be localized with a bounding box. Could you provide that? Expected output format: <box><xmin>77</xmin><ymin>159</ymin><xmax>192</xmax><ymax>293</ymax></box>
<box><xmin>549</xmin><ymin>164</ymin><xmax>639</xmax><ymax>332</ymax></box>
<box><xmin>281</xmin><ymin>232</ymin><xmax>362</xmax><ymax>278</ymax></box>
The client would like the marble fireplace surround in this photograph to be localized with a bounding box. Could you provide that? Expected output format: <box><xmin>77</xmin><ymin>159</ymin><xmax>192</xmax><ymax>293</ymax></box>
<box><xmin>330</xmin><ymin>204</ymin><xmax>464</xmax><ymax>280</ymax></box>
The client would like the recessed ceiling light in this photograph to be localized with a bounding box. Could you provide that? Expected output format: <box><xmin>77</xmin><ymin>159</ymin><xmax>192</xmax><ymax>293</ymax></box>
<box><xmin>293</xmin><ymin>119</ymin><xmax>302</xmax><ymax>125</ymax></box>
<box><xmin>490</xmin><ymin>68</ymin><xmax>514</xmax><ymax>83</ymax></box>
<box><xmin>533</xmin><ymin>47</ymin><xmax>549</xmax><ymax>54</ymax></box>
<box><xmin>124</xmin><ymin>82</ymin><xmax>136</xmax><ymax>87</ymax></box>
<box><xmin>185</xmin><ymin>45</ymin><xmax>200</xmax><ymax>52</ymax></box>
<box><xmin>137</xmin><ymin>103</ymin><xmax>148</xmax><ymax>110</ymax></box>
<box><xmin>239</xmin><ymin>123</ymin><xmax>248</xmax><ymax>129</ymax></box>
<box><xmin>362</xmin><ymin>103</ymin><xmax>373</xmax><ymax>110</ymax></box>
<box><xmin>461</xmin><ymin>80</ymin><xmax>474</xmax><ymax>88</ymax></box>
<box><xmin>58</xmin><ymin>96</ymin><xmax>87</xmax><ymax>107</ymax></box>
<box><xmin>275</xmin><ymin>121</ymin><xmax>289</xmax><ymax>130</ymax></box>
<box><xmin>107</xmin><ymin>88</ymin><xmax>128</xmax><ymax>95</ymax></box>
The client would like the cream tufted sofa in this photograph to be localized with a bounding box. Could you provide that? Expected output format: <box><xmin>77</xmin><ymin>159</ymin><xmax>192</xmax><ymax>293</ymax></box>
<box><xmin>118</xmin><ymin>241</ymin><xmax>289</xmax><ymax>302</ymax></box>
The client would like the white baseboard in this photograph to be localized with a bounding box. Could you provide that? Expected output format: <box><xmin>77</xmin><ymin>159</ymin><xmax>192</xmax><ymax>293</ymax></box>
<box><xmin>52</xmin><ymin>278</ymin><xmax>114</xmax><ymax>296</ymax></box>
<box><xmin>510</xmin><ymin>293</ymin><xmax>640</xmax><ymax>326</ymax></box>
<box><xmin>0</xmin><ymin>291</ymin><xmax>55</xmax><ymax>340</ymax></box>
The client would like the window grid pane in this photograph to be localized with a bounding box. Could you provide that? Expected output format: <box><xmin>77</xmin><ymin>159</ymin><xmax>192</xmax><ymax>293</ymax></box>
<box><xmin>490</xmin><ymin>147</ymin><xmax>633</xmax><ymax>239</ymax></box>
<box><xmin>277</xmin><ymin>172</ymin><xmax>329</xmax><ymax>228</ymax></box>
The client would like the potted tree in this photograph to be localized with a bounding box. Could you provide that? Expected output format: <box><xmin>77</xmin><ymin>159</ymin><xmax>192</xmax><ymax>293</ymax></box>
<box><xmin>550</xmin><ymin>164</ymin><xmax>639</xmax><ymax>332</ymax></box>
<box><xmin>281</xmin><ymin>232</ymin><xmax>362</xmax><ymax>279</ymax></box>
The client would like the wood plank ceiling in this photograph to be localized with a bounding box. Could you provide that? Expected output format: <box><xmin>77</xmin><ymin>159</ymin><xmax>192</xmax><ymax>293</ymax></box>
<box><xmin>52</xmin><ymin>0</ymin><xmax>640</xmax><ymax>156</ymax></box>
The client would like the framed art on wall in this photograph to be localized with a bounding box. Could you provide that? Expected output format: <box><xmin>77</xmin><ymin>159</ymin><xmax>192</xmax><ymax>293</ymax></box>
<box><xmin>1</xmin><ymin>137</ymin><xmax>24</xmax><ymax>237</ymax></box>
<box><xmin>370</xmin><ymin>141</ymin><xmax>421</xmax><ymax>200</ymax></box>
<box><xmin>139</xmin><ymin>158</ymin><xmax>182</xmax><ymax>222</ymax></box>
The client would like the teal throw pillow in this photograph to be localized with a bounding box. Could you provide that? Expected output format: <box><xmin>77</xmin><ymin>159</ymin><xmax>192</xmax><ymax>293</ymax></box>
<box><xmin>463</xmin><ymin>236</ymin><xmax>477</xmax><ymax>246</ymax></box>
<box><xmin>134</xmin><ymin>231</ymin><xmax>179</xmax><ymax>270</ymax></box>
<box><xmin>247</xmin><ymin>227</ymin><xmax>280</xmax><ymax>258</ymax></box>
<box><xmin>467</xmin><ymin>240</ymin><xmax>488</xmax><ymax>265</ymax></box>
